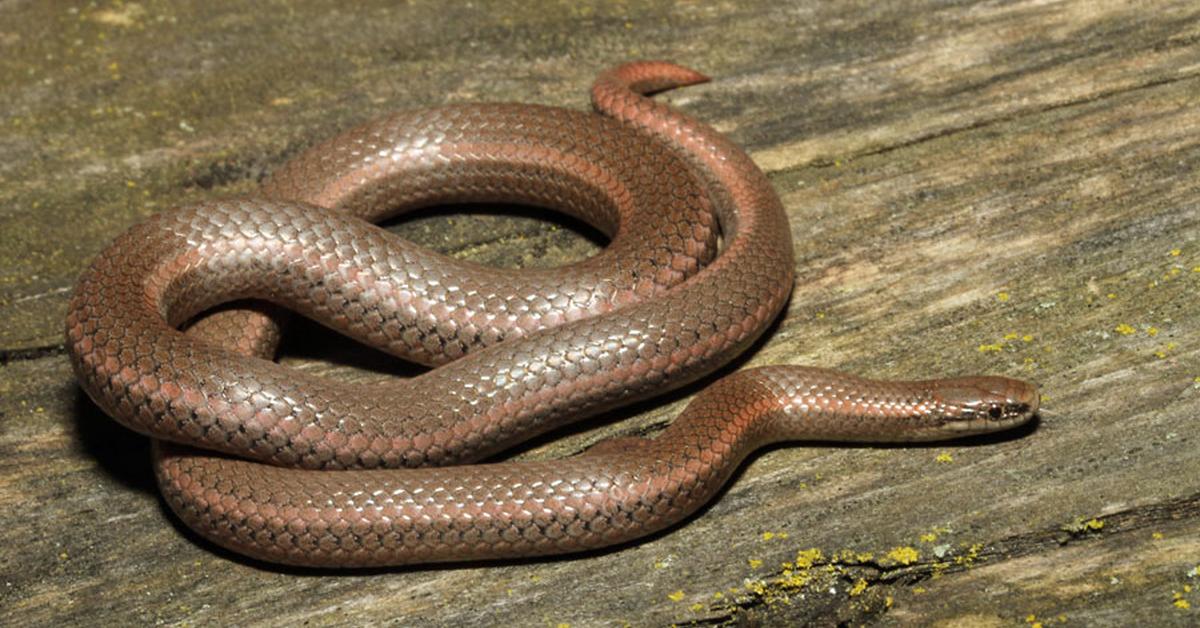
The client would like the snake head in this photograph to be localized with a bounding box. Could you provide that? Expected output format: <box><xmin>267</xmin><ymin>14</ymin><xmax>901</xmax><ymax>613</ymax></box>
<box><xmin>930</xmin><ymin>376</ymin><xmax>1039</xmax><ymax>435</ymax></box>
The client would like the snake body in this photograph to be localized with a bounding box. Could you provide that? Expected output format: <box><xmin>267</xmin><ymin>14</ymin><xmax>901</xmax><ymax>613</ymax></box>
<box><xmin>66</xmin><ymin>62</ymin><xmax>1038</xmax><ymax>567</ymax></box>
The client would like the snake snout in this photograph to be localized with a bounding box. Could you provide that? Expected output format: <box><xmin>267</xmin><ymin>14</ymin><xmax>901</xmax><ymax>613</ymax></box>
<box><xmin>1006</xmin><ymin>378</ymin><xmax>1040</xmax><ymax>418</ymax></box>
<box><xmin>933</xmin><ymin>375</ymin><xmax>1040</xmax><ymax>433</ymax></box>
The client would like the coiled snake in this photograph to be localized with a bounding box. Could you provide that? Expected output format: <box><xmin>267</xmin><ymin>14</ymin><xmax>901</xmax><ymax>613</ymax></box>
<box><xmin>66</xmin><ymin>62</ymin><xmax>1038</xmax><ymax>567</ymax></box>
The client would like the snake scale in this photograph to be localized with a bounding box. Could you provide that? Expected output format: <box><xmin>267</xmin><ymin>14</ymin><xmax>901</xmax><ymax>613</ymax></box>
<box><xmin>66</xmin><ymin>61</ymin><xmax>1038</xmax><ymax>567</ymax></box>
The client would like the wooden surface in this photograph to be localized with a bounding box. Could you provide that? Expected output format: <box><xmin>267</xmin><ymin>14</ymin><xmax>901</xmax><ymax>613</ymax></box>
<box><xmin>2</xmin><ymin>1</ymin><xmax>1199</xmax><ymax>625</ymax></box>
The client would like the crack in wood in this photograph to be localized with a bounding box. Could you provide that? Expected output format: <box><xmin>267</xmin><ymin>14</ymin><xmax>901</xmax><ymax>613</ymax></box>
<box><xmin>0</xmin><ymin>343</ymin><xmax>66</xmax><ymax>365</ymax></box>
<box><xmin>796</xmin><ymin>71</ymin><xmax>1200</xmax><ymax>172</ymax></box>
<box><xmin>696</xmin><ymin>492</ymin><xmax>1200</xmax><ymax>624</ymax></box>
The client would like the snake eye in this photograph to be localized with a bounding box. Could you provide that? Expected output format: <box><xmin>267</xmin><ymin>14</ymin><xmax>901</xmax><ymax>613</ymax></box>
<box><xmin>988</xmin><ymin>405</ymin><xmax>1003</xmax><ymax>419</ymax></box>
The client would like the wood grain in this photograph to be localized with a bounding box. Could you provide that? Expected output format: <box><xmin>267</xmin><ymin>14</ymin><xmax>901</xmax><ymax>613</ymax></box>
<box><xmin>1</xmin><ymin>1</ymin><xmax>1198</xmax><ymax>625</ymax></box>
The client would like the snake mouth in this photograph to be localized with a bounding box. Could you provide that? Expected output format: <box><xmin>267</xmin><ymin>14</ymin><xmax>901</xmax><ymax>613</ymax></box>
<box><xmin>942</xmin><ymin>406</ymin><xmax>1034</xmax><ymax>434</ymax></box>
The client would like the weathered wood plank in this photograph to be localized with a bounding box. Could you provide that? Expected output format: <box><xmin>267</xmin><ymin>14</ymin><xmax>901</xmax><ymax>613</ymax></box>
<box><xmin>880</xmin><ymin>502</ymin><xmax>1200</xmax><ymax>626</ymax></box>
<box><xmin>3</xmin><ymin>0</ymin><xmax>1198</xmax><ymax>351</ymax></box>
<box><xmin>2</xmin><ymin>0</ymin><xmax>1199</xmax><ymax>625</ymax></box>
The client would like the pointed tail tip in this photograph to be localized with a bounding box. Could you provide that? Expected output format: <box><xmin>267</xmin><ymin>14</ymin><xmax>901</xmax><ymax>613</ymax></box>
<box><xmin>665</xmin><ymin>62</ymin><xmax>711</xmax><ymax>87</ymax></box>
<box><xmin>601</xmin><ymin>60</ymin><xmax>711</xmax><ymax>95</ymax></box>
<box><xmin>645</xmin><ymin>60</ymin><xmax>711</xmax><ymax>89</ymax></box>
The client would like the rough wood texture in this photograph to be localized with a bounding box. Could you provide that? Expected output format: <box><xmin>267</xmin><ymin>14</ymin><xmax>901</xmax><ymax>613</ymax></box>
<box><xmin>2</xmin><ymin>1</ymin><xmax>1198</xmax><ymax>625</ymax></box>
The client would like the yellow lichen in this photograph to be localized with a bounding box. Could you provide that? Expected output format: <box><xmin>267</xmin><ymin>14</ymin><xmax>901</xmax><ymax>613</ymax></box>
<box><xmin>795</xmin><ymin>548</ymin><xmax>823</xmax><ymax>568</ymax></box>
<box><xmin>1170</xmin><ymin>248</ymin><xmax>1182</xmax><ymax>256</ymax></box>
<box><xmin>667</xmin><ymin>590</ymin><xmax>685</xmax><ymax>602</ymax></box>
<box><xmin>849</xmin><ymin>579</ymin><xmax>868</xmax><ymax>597</ymax></box>
<box><xmin>953</xmin><ymin>543</ymin><xmax>985</xmax><ymax>567</ymax></box>
<box><xmin>1063</xmin><ymin>517</ymin><xmax>1105</xmax><ymax>535</ymax></box>
<box><xmin>978</xmin><ymin>343</ymin><xmax>1004</xmax><ymax>352</ymax></box>
<box><xmin>748</xmin><ymin>559</ymin><xmax>763</xmax><ymax>569</ymax></box>
<box><xmin>997</xmin><ymin>292</ymin><xmax>1010</xmax><ymax>302</ymax></box>
<box><xmin>930</xmin><ymin>561</ymin><xmax>949</xmax><ymax>579</ymax></box>
<box><xmin>775</xmin><ymin>568</ymin><xmax>811</xmax><ymax>590</ymax></box>
<box><xmin>935</xmin><ymin>452</ymin><xmax>954</xmax><ymax>464</ymax></box>
<box><xmin>920</xmin><ymin>532</ymin><xmax>938</xmax><ymax>543</ymax></box>
<box><xmin>1114</xmin><ymin>323</ymin><xmax>1136</xmax><ymax>335</ymax></box>
<box><xmin>886</xmin><ymin>546</ymin><xmax>920</xmax><ymax>565</ymax></box>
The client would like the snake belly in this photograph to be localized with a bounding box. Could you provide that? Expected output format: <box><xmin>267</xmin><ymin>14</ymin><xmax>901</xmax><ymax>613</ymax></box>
<box><xmin>65</xmin><ymin>61</ymin><xmax>1037</xmax><ymax>567</ymax></box>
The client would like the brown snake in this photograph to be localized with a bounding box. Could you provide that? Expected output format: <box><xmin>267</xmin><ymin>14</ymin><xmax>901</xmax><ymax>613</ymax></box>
<box><xmin>66</xmin><ymin>61</ymin><xmax>1038</xmax><ymax>568</ymax></box>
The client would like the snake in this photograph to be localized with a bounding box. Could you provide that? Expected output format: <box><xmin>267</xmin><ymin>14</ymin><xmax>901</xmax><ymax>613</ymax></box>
<box><xmin>65</xmin><ymin>61</ymin><xmax>1039</xmax><ymax>568</ymax></box>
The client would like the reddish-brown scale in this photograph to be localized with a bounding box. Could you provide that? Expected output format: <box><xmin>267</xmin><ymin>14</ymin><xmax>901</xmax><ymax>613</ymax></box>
<box><xmin>66</xmin><ymin>62</ymin><xmax>1038</xmax><ymax>567</ymax></box>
